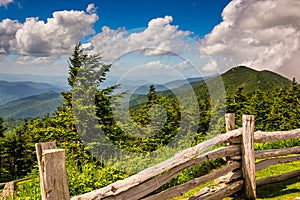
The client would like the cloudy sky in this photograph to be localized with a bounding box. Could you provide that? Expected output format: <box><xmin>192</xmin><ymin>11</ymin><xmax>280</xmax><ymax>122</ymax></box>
<box><xmin>0</xmin><ymin>0</ymin><xmax>299</xmax><ymax>84</ymax></box>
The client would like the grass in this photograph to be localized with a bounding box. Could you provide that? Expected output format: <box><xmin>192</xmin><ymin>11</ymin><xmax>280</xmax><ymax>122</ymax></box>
<box><xmin>6</xmin><ymin>178</ymin><xmax>41</xmax><ymax>200</ymax></box>
<box><xmin>170</xmin><ymin>159</ymin><xmax>300</xmax><ymax>200</ymax></box>
<box><xmin>255</xmin><ymin>159</ymin><xmax>300</xmax><ymax>200</ymax></box>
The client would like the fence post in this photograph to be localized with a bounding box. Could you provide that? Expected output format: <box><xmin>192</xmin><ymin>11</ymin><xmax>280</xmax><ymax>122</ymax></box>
<box><xmin>225</xmin><ymin>113</ymin><xmax>235</xmax><ymax>132</ymax></box>
<box><xmin>241</xmin><ymin>115</ymin><xmax>256</xmax><ymax>199</ymax></box>
<box><xmin>35</xmin><ymin>142</ymin><xmax>70</xmax><ymax>200</ymax></box>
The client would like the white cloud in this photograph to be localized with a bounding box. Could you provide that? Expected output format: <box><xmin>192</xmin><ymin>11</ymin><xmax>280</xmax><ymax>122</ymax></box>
<box><xmin>15</xmin><ymin>11</ymin><xmax>98</xmax><ymax>56</ymax></box>
<box><xmin>0</xmin><ymin>0</ymin><xmax>13</xmax><ymax>8</ymax></box>
<box><xmin>0</xmin><ymin>9</ymin><xmax>98</xmax><ymax>56</ymax></box>
<box><xmin>177</xmin><ymin>60</ymin><xmax>190</xmax><ymax>69</ymax></box>
<box><xmin>203</xmin><ymin>60</ymin><xmax>218</xmax><ymax>71</ymax></box>
<box><xmin>145</xmin><ymin>60</ymin><xmax>161</xmax><ymax>68</ymax></box>
<box><xmin>86</xmin><ymin>3</ymin><xmax>97</xmax><ymax>14</ymax></box>
<box><xmin>88</xmin><ymin>16</ymin><xmax>192</xmax><ymax>61</ymax></box>
<box><xmin>201</xmin><ymin>0</ymin><xmax>300</xmax><ymax>79</ymax></box>
<box><xmin>14</xmin><ymin>55</ymin><xmax>55</xmax><ymax>65</ymax></box>
<box><xmin>0</xmin><ymin>19</ymin><xmax>22</xmax><ymax>54</ymax></box>
<box><xmin>144</xmin><ymin>60</ymin><xmax>170</xmax><ymax>70</ymax></box>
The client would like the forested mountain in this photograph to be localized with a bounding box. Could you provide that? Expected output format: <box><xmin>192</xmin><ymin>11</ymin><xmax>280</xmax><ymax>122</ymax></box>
<box><xmin>179</xmin><ymin>65</ymin><xmax>292</xmax><ymax>96</ymax></box>
<box><xmin>221</xmin><ymin>66</ymin><xmax>292</xmax><ymax>93</ymax></box>
<box><xmin>0</xmin><ymin>80</ymin><xmax>64</xmax><ymax>105</ymax></box>
<box><xmin>128</xmin><ymin>77</ymin><xmax>205</xmax><ymax>94</ymax></box>
<box><xmin>130</xmin><ymin>66</ymin><xmax>293</xmax><ymax>108</ymax></box>
<box><xmin>0</xmin><ymin>91</ymin><xmax>64</xmax><ymax>119</ymax></box>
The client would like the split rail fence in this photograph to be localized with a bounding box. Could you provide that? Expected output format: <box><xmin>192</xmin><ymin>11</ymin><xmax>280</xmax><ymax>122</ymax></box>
<box><xmin>35</xmin><ymin>114</ymin><xmax>300</xmax><ymax>200</ymax></box>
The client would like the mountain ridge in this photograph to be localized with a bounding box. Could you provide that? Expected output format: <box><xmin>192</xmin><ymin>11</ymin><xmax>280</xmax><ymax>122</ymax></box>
<box><xmin>0</xmin><ymin>80</ymin><xmax>65</xmax><ymax>105</ymax></box>
<box><xmin>0</xmin><ymin>66</ymin><xmax>294</xmax><ymax>119</ymax></box>
<box><xmin>0</xmin><ymin>91</ymin><xmax>64</xmax><ymax>119</ymax></box>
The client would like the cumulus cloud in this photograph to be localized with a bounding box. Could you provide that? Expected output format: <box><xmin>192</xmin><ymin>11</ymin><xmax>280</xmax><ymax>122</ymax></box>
<box><xmin>86</xmin><ymin>3</ymin><xmax>97</xmax><ymax>14</ymax></box>
<box><xmin>0</xmin><ymin>8</ymin><xmax>98</xmax><ymax>56</ymax></box>
<box><xmin>203</xmin><ymin>60</ymin><xmax>218</xmax><ymax>71</ymax></box>
<box><xmin>15</xmin><ymin>10</ymin><xmax>98</xmax><ymax>56</ymax></box>
<box><xmin>177</xmin><ymin>60</ymin><xmax>190</xmax><ymax>69</ymax></box>
<box><xmin>0</xmin><ymin>0</ymin><xmax>13</xmax><ymax>8</ymax></box>
<box><xmin>0</xmin><ymin>19</ymin><xmax>22</xmax><ymax>54</ymax></box>
<box><xmin>144</xmin><ymin>60</ymin><xmax>170</xmax><ymax>70</ymax></box>
<box><xmin>201</xmin><ymin>0</ymin><xmax>300</xmax><ymax>78</ymax></box>
<box><xmin>88</xmin><ymin>16</ymin><xmax>192</xmax><ymax>61</ymax></box>
<box><xmin>14</xmin><ymin>55</ymin><xmax>55</xmax><ymax>65</ymax></box>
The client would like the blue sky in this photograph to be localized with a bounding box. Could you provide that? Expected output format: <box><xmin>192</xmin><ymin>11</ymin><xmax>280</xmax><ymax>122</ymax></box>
<box><xmin>0</xmin><ymin>0</ymin><xmax>300</xmax><ymax>84</ymax></box>
<box><xmin>1</xmin><ymin>0</ymin><xmax>231</xmax><ymax>37</ymax></box>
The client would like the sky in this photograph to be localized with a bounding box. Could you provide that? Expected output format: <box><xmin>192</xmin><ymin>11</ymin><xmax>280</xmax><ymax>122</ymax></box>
<box><xmin>0</xmin><ymin>0</ymin><xmax>300</xmax><ymax>84</ymax></box>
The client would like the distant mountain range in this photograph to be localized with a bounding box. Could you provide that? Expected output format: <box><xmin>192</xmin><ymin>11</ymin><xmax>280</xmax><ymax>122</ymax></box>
<box><xmin>0</xmin><ymin>91</ymin><xmax>64</xmax><ymax>119</ymax></box>
<box><xmin>0</xmin><ymin>80</ymin><xmax>65</xmax><ymax>105</ymax></box>
<box><xmin>121</xmin><ymin>77</ymin><xmax>205</xmax><ymax>95</ymax></box>
<box><xmin>0</xmin><ymin>66</ymin><xmax>294</xmax><ymax>119</ymax></box>
<box><xmin>0</xmin><ymin>73</ymin><xmax>67</xmax><ymax>87</ymax></box>
<box><xmin>129</xmin><ymin>66</ymin><xmax>293</xmax><ymax>107</ymax></box>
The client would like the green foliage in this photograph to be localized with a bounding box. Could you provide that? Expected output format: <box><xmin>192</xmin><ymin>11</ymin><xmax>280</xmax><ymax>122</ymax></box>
<box><xmin>2</xmin><ymin>50</ymin><xmax>300</xmax><ymax>199</ymax></box>
<box><xmin>226</xmin><ymin>80</ymin><xmax>300</xmax><ymax>131</ymax></box>
<box><xmin>123</xmin><ymin>86</ymin><xmax>181</xmax><ymax>152</ymax></box>
<box><xmin>0</xmin><ymin>91</ymin><xmax>63</xmax><ymax>119</ymax></box>
<box><xmin>0</xmin><ymin>117</ymin><xmax>5</xmax><ymax>137</ymax></box>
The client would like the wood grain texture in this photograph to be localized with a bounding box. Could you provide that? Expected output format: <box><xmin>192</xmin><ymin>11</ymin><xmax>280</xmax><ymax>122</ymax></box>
<box><xmin>42</xmin><ymin>149</ymin><xmax>70</xmax><ymax>200</ymax></box>
<box><xmin>241</xmin><ymin>115</ymin><xmax>256</xmax><ymax>199</ymax></box>
<box><xmin>35</xmin><ymin>142</ymin><xmax>57</xmax><ymax>200</ymax></box>
<box><xmin>225</xmin><ymin>113</ymin><xmax>235</xmax><ymax>133</ymax></box>
<box><xmin>189</xmin><ymin>180</ymin><xmax>243</xmax><ymax>200</ymax></box>
<box><xmin>71</xmin><ymin>129</ymin><xmax>242</xmax><ymax>200</ymax></box>
<box><xmin>143</xmin><ymin>162</ymin><xmax>241</xmax><ymax>200</ymax></box>
<box><xmin>256</xmin><ymin>170</ymin><xmax>300</xmax><ymax>187</ymax></box>
<box><xmin>254</xmin><ymin>129</ymin><xmax>300</xmax><ymax>143</ymax></box>
<box><xmin>255</xmin><ymin>146</ymin><xmax>300</xmax><ymax>159</ymax></box>
<box><xmin>104</xmin><ymin>145</ymin><xmax>241</xmax><ymax>200</ymax></box>
<box><xmin>256</xmin><ymin>155</ymin><xmax>300</xmax><ymax>171</ymax></box>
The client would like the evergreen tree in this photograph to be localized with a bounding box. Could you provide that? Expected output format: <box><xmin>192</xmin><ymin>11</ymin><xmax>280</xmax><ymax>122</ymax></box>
<box><xmin>0</xmin><ymin>117</ymin><xmax>6</xmax><ymax>137</ymax></box>
<box><xmin>146</xmin><ymin>84</ymin><xmax>157</xmax><ymax>103</ymax></box>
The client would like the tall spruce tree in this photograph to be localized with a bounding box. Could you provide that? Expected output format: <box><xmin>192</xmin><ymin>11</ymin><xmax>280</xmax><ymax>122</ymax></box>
<box><xmin>0</xmin><ymin>117</ymin><xmax>6</xmax><ymax>137</ymax></box>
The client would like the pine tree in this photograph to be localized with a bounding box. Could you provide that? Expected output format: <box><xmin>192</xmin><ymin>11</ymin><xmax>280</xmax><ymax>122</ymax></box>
<box><xmin>0</xmin><ymin>117</ymin><xmax>6</xmax><ymax>137</ymax></box>
<box><xmin>146</xmin><ymin>85</ymin><xmax>157</xmax><ymax>103</ymax></box>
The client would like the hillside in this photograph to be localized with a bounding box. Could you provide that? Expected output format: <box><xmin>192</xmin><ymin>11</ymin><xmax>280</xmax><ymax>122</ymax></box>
<box><xmin>180</xmin><ymin>66</ymin><xmax>292</xmax><ymax>98</ymax></box>
<box><xmin>220</xmin><ymin>66</ymin><xmax>292</xmax><ymax>94</ymax></box>
<box><xmin>0</xmin><ymin>91</ymin><xmax>64</xmax><ymax>119</ymax></box>
<box><xmin>129</xmin><ymin>66</ymin><xmax>293</xmax><ymax>108</ymax></box>
<box><xmin>0</xmin><ymin>80</ymin><xmax>65</xmax><ymax>105</ymax></box>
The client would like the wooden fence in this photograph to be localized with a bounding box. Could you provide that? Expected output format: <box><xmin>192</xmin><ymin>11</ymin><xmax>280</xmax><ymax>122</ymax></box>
<box><xmin>35</xmin><ymin>114</ymin><xmax>300</xmax><ymax>200</ymax></box>
<box><xmin>0</xmin><ymin>178</ymin><xmax>30</xmax><ymax>199</ymax></box>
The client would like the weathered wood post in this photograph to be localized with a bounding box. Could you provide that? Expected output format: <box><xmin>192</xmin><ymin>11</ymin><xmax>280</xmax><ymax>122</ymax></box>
<box><xmin>0</xmin><ymin>181</ymin><xmax>15</xmax><ymax>199</ymax></box>
<box><xmin>225</xmin><ymin>113</ymin><xmax>241</xmax><ymax>156</ymax></box>
<box><xmin>216</xmin><ymin>113</ymin><xmax>241</xmax><ymax>184</ymax></box>
<box><xmin>225</xmin><ymin>113</ymin><xmax>235</xmax><ymax>133</ymax></box>
<box><xmin>241</xmin><ymin>115</ymin><xmax>256</xmax><ymax>199</ymax></box>
<box><xmin>35</xmin><ymin>142</ymin><xmax>70</xmax><ymax>200</ymax></box>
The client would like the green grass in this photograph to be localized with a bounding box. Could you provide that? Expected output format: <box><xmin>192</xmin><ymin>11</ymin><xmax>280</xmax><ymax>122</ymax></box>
<box><xmin>5</xmin><ymin>178</ymin><xmax>41</xmax><ymax>200</ymax></box>
<box><xmin>255</xmin><ymin>160</ymin><xmax>300</xmax><ymax>200</ymax></box>
<box><xmin>168</xmin><ymin>159</ymin><xmax>300</xmax><ymax>200</ymax></box>
<box><xmin>256</xmin><ymin>176</ymin><xmax>300</xmax><ymax>200</ymax></box>
<box><xmin>224</xmin><ymin>160</ymin><xmax>300</xmax><ymax>200</ymax></box>
<box><xmin>170</xmin><ymin>180</ymin><xmax>215</xmax><ymax>200</ymax></box>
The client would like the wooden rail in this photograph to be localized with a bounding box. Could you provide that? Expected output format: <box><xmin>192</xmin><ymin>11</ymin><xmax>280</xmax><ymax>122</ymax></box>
<box><xmin>35</xmin><ymin>114</ymin><xmax>300</xmax><ymax>200</ymax></box>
